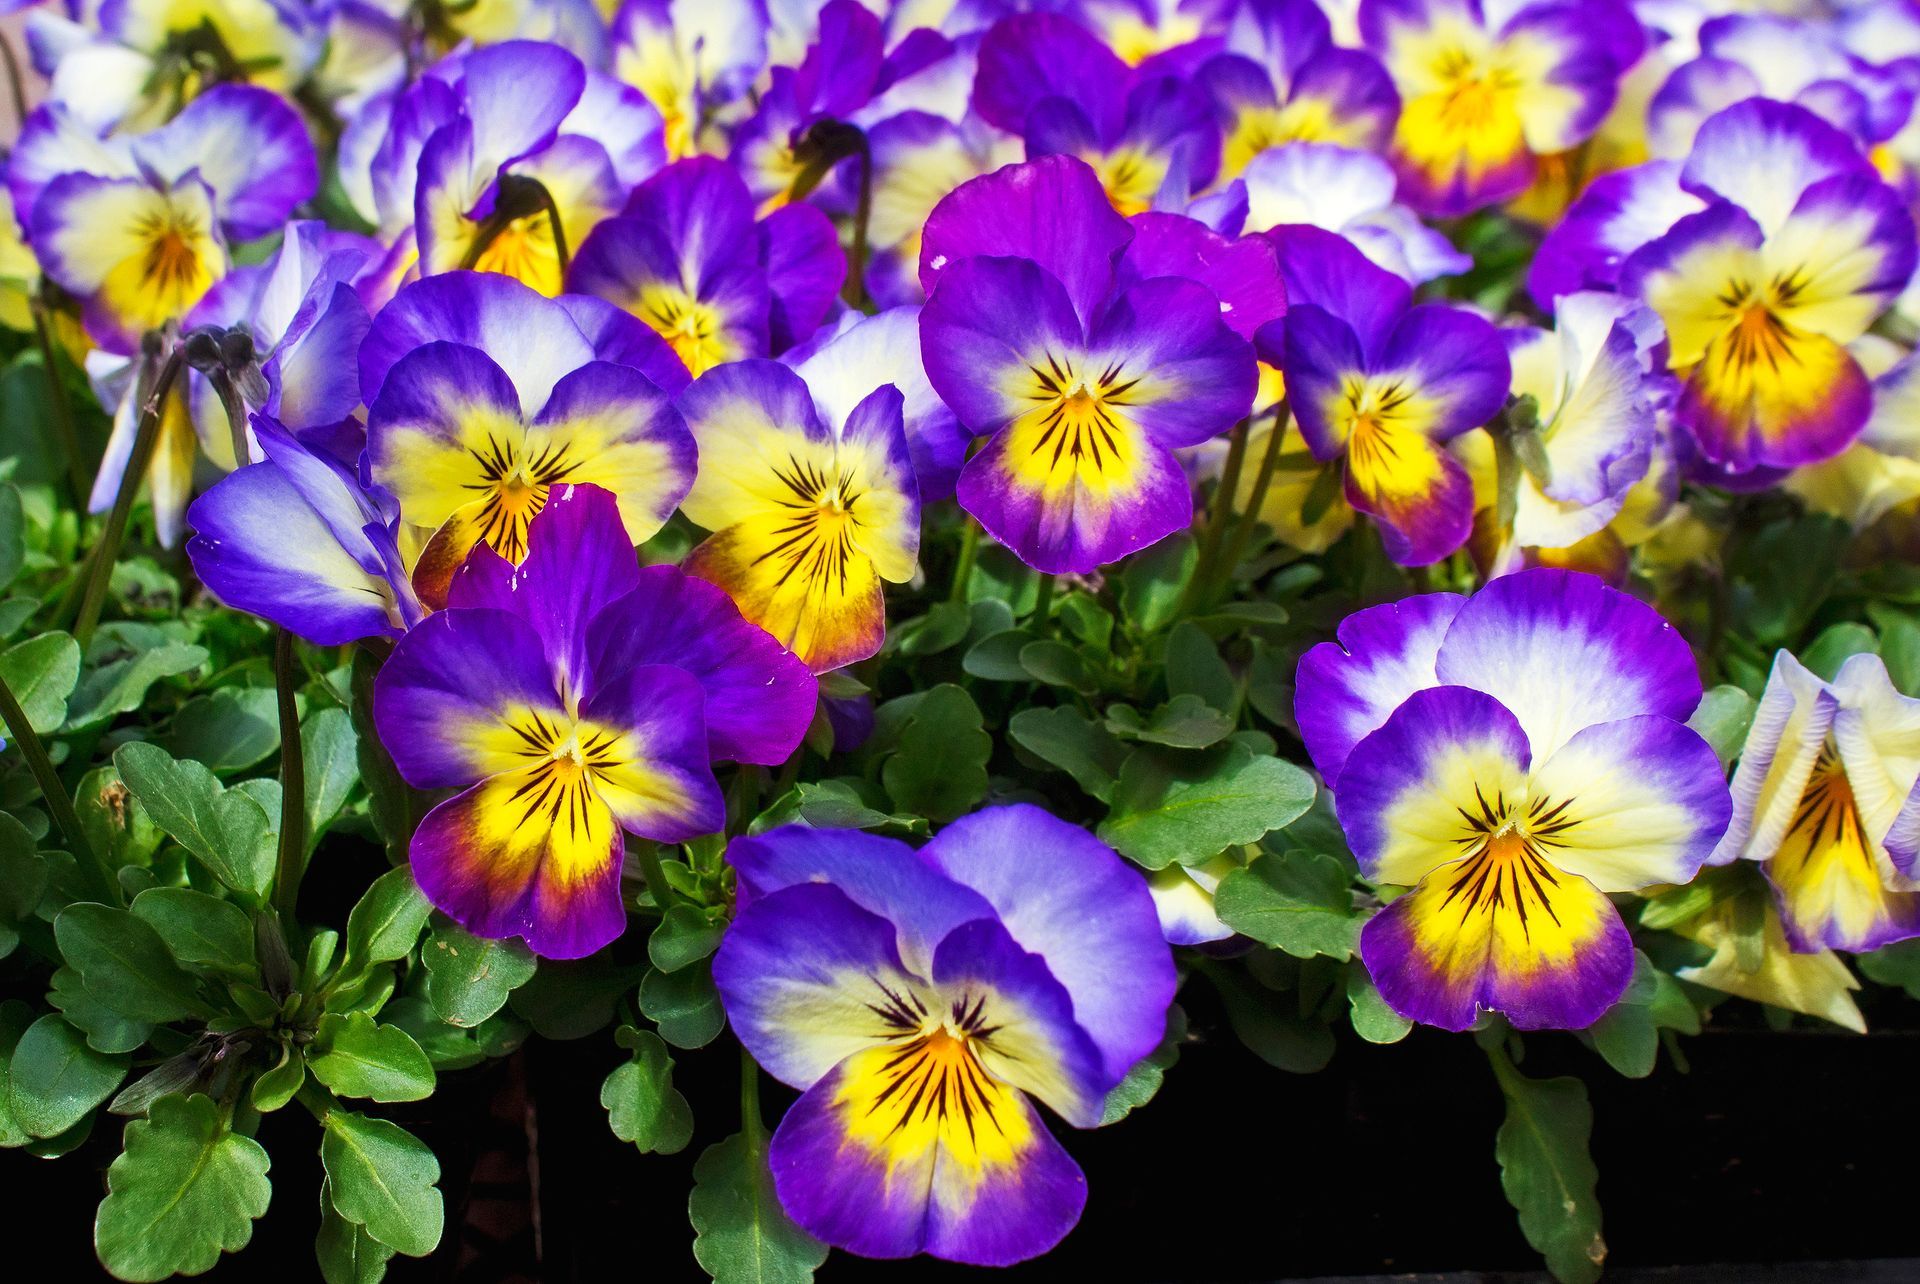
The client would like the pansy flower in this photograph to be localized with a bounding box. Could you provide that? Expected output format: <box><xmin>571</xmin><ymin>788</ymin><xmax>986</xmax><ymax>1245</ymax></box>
<box><xmin>408</xmin><ymin>42</ymin><xmax>668</xmax><ymax>298</ymax></box>
<box><xmin>675</xmin><ymin>359</ymin><xmax>919</xmax><ymax>673</ymax></box>
<box><xmin>972</xmin><ymin>13</ymin><xmax>1221</xmax><ymax>214</ymax></box>
<box><xmin>1452</xmin><ymin>291</ymin><xmax>1665</xmax><ymax>574</ymax></box>
<box><xmin>374</xmin><ymin>484</ymin><xmax>817</xmax><ymax>958</ymax></box>
<box><xmin>1715</xmin><ymin>650</ymin><xmax>1920</xmax><ymax>955</ymax></box>
<box><xmin>360</xmin><ymin>271</ymin><xmax>696</xmax><ymax>606</ymax></box>
<box><xmin>1621</xmin><ymin>100</ymin><xmax>1917</xmax><ymax>473</ymax></box>
<box><xmin>1233</xmin><ymin>141</ymin><xmax>1469</xmax><ymax>285</ymax></box>
<box><xmin>1198</xmin><ymin>0</ymin><xmax>1399</xmax><ymax>178</ymax></box>
<box><xmin>1672</xmin><ymin>885</ymin><xmax>1867</xmax><ymax>1033</ymax></box>
<box><xmin>1785</xmin><ymin>345</ymin><xmax>1920</xmax><ymax>534</ymax></box>
<box><xmin>1648</xmin><ymin>14</ymin><xmax>1913</xmax><ymax>160</ymax></box>
<box><xmin>568</xmin><ymin>157</ymin><xmax>846</xmax><ymax>377</ymax></box>
<box><xmin>1274</xmin><ymin>224</ymin><xmax>1508</xmax><ymax>565</ymax></box>
<box><xmin>1297</xmin><ymin>568</ymin><xmax>1731</xmax><ymax>1030</ymax></box>
<box><xmin>1358</xmin><ymin>0</ymin><xmax>1635</xmax><ymax>216</ymax></box>
<box><xmin>12</xmin><ymin>85</ymin><xmax>318</xmax><ymax>353</ymax></box>
<box><xmin>186</xmin><ymin>415</ymin><xmax>424</xmax><ymax>645</ymax></box>
<box><xmin>919</xmin><ymin>156</ymin><xmax>1257</xmax><ymax>574</ymax></box>
<box><xmin>712</xmin><ymin>805</ymin><xmax>1176</xmax><ymax>1264</ymax></box>
<box><xmin>611</xmin><ymin>0</ymin><xmax>770</xmax><ymax>159</ymax></box>
<box><xmin>861</xmin><ymin>112</ymin><xmax>1021</xmax><ymax>307</ymax></box>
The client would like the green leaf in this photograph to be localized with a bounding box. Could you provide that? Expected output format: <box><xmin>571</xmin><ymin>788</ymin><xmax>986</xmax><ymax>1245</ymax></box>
<box><xmin>1870</xmin><ymin>603</ymin><xmax>1920</xmax><ymax>696</ymax></box>
<box><xmin>1685</xmin><ymin>685</ymin><xmax>1757</xmax><ymax>770</ymax></box>
<box><xmin>1489</xmin><ymin>1056</ymin><xmax>1606</xmax><ymax>1284</ymax></box>
<box><xmin>602</xmin><ymin>1026</ymin><xmax>693</xmax><ymax>1154</ymax></box>
<box><xmin>690</xmin><ymin>1131</ymin><xmax>829</xmax><ymax>1284</ymax></box>
<box><xmin>303</xmin><ymin>707</ymin><xmax>360</xmax><ymax>848</ymax></box>
<box><xmin>129</xmin><ymin>887</ymin><xmax>255</xmax><ymax>975</ymax></box>
<box><xmin>1017</xmin><ymin>639</ymin><xmax>1098</xmax><ymax>693</ymax></box>
<box><xmin>1106</xmin><ymin>693</ymin><xmax>1233</xmax><ymax>749</ymax></box>
<box><xmin>114</xmin><ymin>741</ymin><xmax>276</xmax><ymax>899</ymax></box>
<box><xmin>7</xmin><ymin>1014</ymin><xmax>129</xmax><ymax>1137</ymax></box>
<box><xmin>1207</xmin><ymin>962</ymin><xmax>1334</xmax><ymax>1073</ymax></box>
<box><xmin>321</xmin><ymin>1110</ymin><xmax>444</xmax><ymax>1258</ymax></box>
<box><xmin>1101</xmin><ymin>1005</ymin><xmax>1186</xmax><ymax>1125</ymax></box>
<box><xmin>66</xmin><ymin>642</ymin><xmax>207</xmax><ymax>730</ymax></box>
<box><xmin>1346</xmin><ymin>965</ymin><xmax>1412</xmax><ymax>1044</ymax></box>
<box><xmin>1165</xmin><ymin>620</ymin><xmax>1237</xmax><ymax>714</ymax></box>
<box><xmin>0</xmin><ymin>483</ymin><xmax>24</xmax><ymax>591</ymax></box>
<box><xmin>342</xmin><ymin>866</ymin><xmax>432</xmax><ymax>976</ymax></box>
<box><xmin>167</xmin><ymin>687</ymin><xmax>281</xmax><ymax>773</ymax></box>
<box><xmin>1859</xmin><ymin>937</ymin><xmax>1920</xmax><ymax>999</ymax></box>
<box><xmin>1007</xmin><ymin>706</ymin><xmax>1126</xmax><ymax>802</ymax></box>
<box><xmin>1098</xmin><ymin>743</ymin><xmax>1317</xmax><ymax>869</ymax></box>
<box><xmin>1586</xmin><ymin>954</ymin><xmax>1698</xmax><ymax>1078</ymax></box>
<box><xmin>1213</xmin><ymin>851</ymin><xmax>1359</xmax><ymax>960</ymax></box>
<box><xmin>48</xmin><ymin>966</ymin><xmax>152</xmax><ymax>1054</ymax></box>
<box><xmin>309</xmin><ymin>1013</ymin><xmax>435</xmax><ymax>1103</ymax></box>
<box><xmin>509</xmin><ymin>955</ymin><xmax>647</xmax><ymax>1040</ymax></box>
<box><xmin>880</xmin><ymin>684</ymin><xmax>990</xmax><ymax>822</ymax></box>
<box><xmin>0</xmin><ymin>631</ymin><xmax>80</xmax><ymax>732</ymax></box>
<box><xmin>250</xmin><ymin>1043</ymin><xmax>305</xmax><ymax>1113</ymax></box>
<box><xmin>317</xmin><ymin>1179</ymin><xmax>396</xmax><ymax>1284</ymax></box>
<box><xmin>420</xmin><ymin>920</ymin><xmax>537</xmax><ymax>1028</ymax></box>
<box><xmin>1118</xmin><ymin>533</ymin><xmax>1196</xmax><ymax>634</ymax></box>
<box><xmin>94</xmin><ymin>1094</ymin><xmax>272</xmax><ymax>1282</ymax></box>
<box><xmin>959</xmin><ymin>629</ymin><xmax>1033</xmax><ymax>681</ymax></box>
<box><xmin>76</xmin><ymin>764</ymin><xmax>165</xmax><ymax>875</ymax></box>
<box><xmin>1801</xmin><ymin>621</ymin><xmax>1878</xmax><ymax>683</ymax></box>
<box><xmin>895</xmin><ymin>600</ymin><xmax>973</xmax><ymax>656</ymax></box>
<box><xmin>54</xmin><ymin>903</ymin><xmax>213</xmax><ymax>1023</ymax></box>
<box><xmin>351</xmin><ymin>649</ymin><xmax>426</xmax><ymax>864</ymax></box>
<box><xmin>0</xmin><ymin>1000</ymin><xmax>39</xmax><ymax>1146</ymax></box>
<box><xmin>650</xmin><ymin>904</ymin><xmax>726</xmax><ymax>973</ymax></box>
<box><xmin>640</xmin><ymin>963</ymin><xmax>727</xmax><ymax>1049</ymax></box>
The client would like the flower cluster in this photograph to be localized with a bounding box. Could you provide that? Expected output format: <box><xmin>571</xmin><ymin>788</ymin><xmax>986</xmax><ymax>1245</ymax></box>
<box><xmin>11</xmin><ymin>0</ymin><xmax>1920</xmax><ymax>1277</ymax></box>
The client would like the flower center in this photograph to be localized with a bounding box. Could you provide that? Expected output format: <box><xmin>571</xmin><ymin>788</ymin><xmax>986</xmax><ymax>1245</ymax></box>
<box><xmin>465</xmin><ymin>433</ymin><xmax>582</xmax><ymax>562</ymax></box>
<box><xmin>639</xmin><ymin>286</ymin><xmax>727</xmax><ymax>375</ymax></box>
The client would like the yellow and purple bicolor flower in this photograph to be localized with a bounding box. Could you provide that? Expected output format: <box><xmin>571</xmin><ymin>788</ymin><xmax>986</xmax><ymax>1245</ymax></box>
<box><xmin>1620</xmin><ymin>99</ymin><xmax>1918</xmax><ymax>473</ymax></box>
<box><xmin>1647</xmin><ymin>13</ymin><xmax>1912</xmax><ymax>161</ymax></box>
<box><xmin>186</xmin><ymin>414</ymin><xmax>424</xmax><ymax>645</ymax></box>
<box><xmin>22</xmin><ymin>0</ymin><xmax>323</xmax><ymax>133</ymax></box>
<box><xmin>1196</xmin><ymin>0</ymin><xmax>1399</xmax><ymax>178</ymax></box>
<box><xmin>1453</xmin><ymin>290</ymin><xmax>1666</xmax><ymax>575</ymax></box>
<box><xmin>360</xmin><ymin>271</ymin><xmax>696</xmax><ymax>607</ymax></box>
<box><xmin>11</xmin><ymin>84</ymin><xmax>317</xmax><ymax>353</ymax></box>
<box><xmin>918</xmin><ymin>156</ymin><xmax>1258</xmax><ymax>574</ymax></box>
<box><xmin>611</xmin><ymin>0</ymin><xmax>770</xmax><ymax>159</ymax></box>
<box><xmin>568</xmin><ymin>157</ymin><xmax>846</xmax><ymax>378</ymax></box>
<box><xmin>1358</xmin><ymin>0</ymin><xmax>1634</xmax><ymax>216</ymax></box>
<box><xmin>374</xmin><ymin>484</ymin><xmax>817</xmax><ymax>958</ymax></box>
<box><xmin>1297</xmin><ymin>568</ymin><xmax>1731</xmax><ymax>1030</ymax></box>
<box><xmin>1714</xmin><ymin>650</ymin><xmax>1920</xmax><ymax>955</ymax></box>
<box><xmin>674</xmin><ymin>358</ymin><xmax>920</xmax><ymax>674</ymax></box>
<box><xmin>711</xmin><ymin>806</ymin><xmax>1176</xmax><ymax>1265</ymax></box>
<box><xmin>1274</xmin><ymin>224</ymin><xmax>1508</xmax><ymax>566</ymax></box>
<box><xmin>1231</xmin><ymin>140</ymin><xmax>1470</xmax><ymax>285</ymax></box>
<box><xmin>972</xmin><ymin>13</ymin><xmax>1222</xmax><ymax>215</ymax></box>
<box><xmin>408</xmin><ymin>42</ymin><xmax>669</xmax><ymax>298</ymax></box>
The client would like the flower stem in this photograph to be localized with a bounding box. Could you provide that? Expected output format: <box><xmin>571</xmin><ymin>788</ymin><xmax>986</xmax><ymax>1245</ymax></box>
<box><xmin>0</xmin><ymin>669</ymin><xmax>118</xmax><ymax>905</ymax></box>
<box><xmin>947</xmin><ymin>516</ymin><xmax>981</xmax><ymax>604</ymax></box>
<box><xmin>843</xmin><ymin>137</ymin><xmax>874</xmax><ymax>311</ymax></box>
<box><xmin>1030</xmin><ymin>571</ymin><xmax>1056</xmax><ymax>633</ymax></box>
<box><xmin>1187</xmin><ymin>417</ymin><xmax>1250</xmax><ymax>612</ymax></box>
<box><xmin>271</xmin><ymin>628</ymin><xmax>308</xmax><ymax>925</ymax></box>
<box><xmin>632</xmin><ymin>837</ymin><xmax>676</xmax><ymax>911</ymax></box>
<box><xmin>740</xmin><ymin>1043</ymin><xmax>766</xmax><ymax>1146</ymax></box>
<box><xmin>1212</xmin><ymin>399</ymin><xmax>1290</xmax><ymax>599</ymax></box>
<box><xmin>30</xmin><ymin>294</ymin><xmax>90</xmax><ymax>509</ymax></box>
<box><xmin>74</xmin><ymin>343</ymin><xmax>184</xmax><ymax>650</ymax></box>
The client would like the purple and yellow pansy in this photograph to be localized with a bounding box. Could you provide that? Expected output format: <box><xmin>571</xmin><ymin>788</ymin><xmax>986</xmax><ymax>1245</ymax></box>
<box><xmin>919</xmin><ymin>156</ymin><xmax>1257</xmax><ymax>574</ymax></box>
<box><xmin>1298</xmin><ymin>569</ymin><xmax>1731</xmax><ymax>1030</ymax></box>
<box><xmin>712</xmin><ymin>805</ymin><xmax>1176</xmax><ymax>1264</ymax></box>
<box><xmin>374</xmin><ymin>484</ymin><xmax>816</xmax><ymax>958</ymax></box>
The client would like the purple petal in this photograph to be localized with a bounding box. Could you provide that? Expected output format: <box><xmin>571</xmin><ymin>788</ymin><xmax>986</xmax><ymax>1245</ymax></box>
<box><xmin>359</xmin><ymin>272</ymin><xmax>596</xmax><ymax>412</ymax></box>
<box><xmin>759</xmin><ymin>202</ymin><xmax>847</xmax><ymax>352</ymax></box>
<box><xmin>1294</xmin><ymin>590</ymin><xmax>1466</xmax><ymax>785</ymax></box>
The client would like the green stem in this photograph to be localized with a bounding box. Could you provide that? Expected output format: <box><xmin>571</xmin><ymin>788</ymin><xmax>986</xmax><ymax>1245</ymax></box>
<box><xmin>740</xmin><ymin>1043</ymin><xmax>766</xmax><ymax>1146</ymax></box>
<box><xmin>271</xmin><ymin>629</ymin><xmax>308</xmax><ymax>925</ymax></box>
<box><xmin>843</xmin><ymin>138</ymin><xmax>874</xmax><ymax>310</ymax></box>
<box><xmin>1186</xmin><ymin>417</ymin><xmax>1250</xmax><ymax>612</ymax></box>
<box><xmin>947</xmin><ymin>517</ymin><xmax>981</xmax><ymax>604</ymax></box>
<box><xmin>632</xmin><ymin>838</ymin><xmax>676</xmax><ymax>911</ymax></box>
<box><xmin>1212</xmin><ymin>400</ymin><xmax>1290</xmax><ymax>599</ymax></box>
<box><xmin>0</xmin><ymin>669</ymin><xmax>118</xmax><ymax>905</ymax></box>
<box><xmin>30</xmin><ymin>295</ymin><xmax>90</xmax><ymax>508</ymax></box>
<box><xmin>75</xmin><ymin>344</ymin><xmax>184</xmax><ymax>650</ymax></box>
<box><xmin>1030</xmin><ymin>572</ymin><xmax>1056</xmax><ymax>633</ymax></box>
